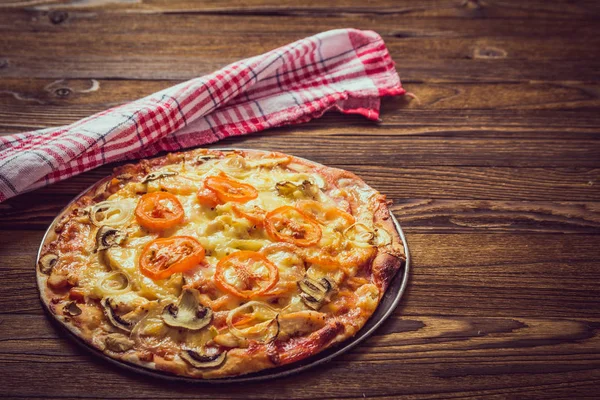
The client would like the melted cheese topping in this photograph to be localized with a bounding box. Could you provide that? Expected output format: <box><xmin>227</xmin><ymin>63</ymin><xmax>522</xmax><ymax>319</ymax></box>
<box><xmin>53</xmin><ymin>151</ymin><xmax>392</xmax><ymax>371</ymax></box>
<box><xmin>83</xmin><ymin>155</ymin><xmax>370</xmax><ymax>302</ymax></box>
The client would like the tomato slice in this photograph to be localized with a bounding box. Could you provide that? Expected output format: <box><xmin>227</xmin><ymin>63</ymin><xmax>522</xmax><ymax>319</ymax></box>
<box><xmin>232</xmin><ymin>204</ymin><xmax>267</xmax><ymax>226</ymax></box>
<box><xmin>135</xmin><ymin>192</ymin><xmax>184</xmax><ymax>231</ymax></box>
<box><xmin>214</xmin><ymin>251</ymin><xmax>279</xmax><ymax>299</ymax></box>
<box><xmin>204</xmin><ymin>174</ymin><xmax>258</xmax><ymax>203</ymax></box>
<box><xmin>324</xmin><ymin>208</ymin><xmax>355</xmax><ymax>228</ymax></box>
<box><xmin>139</xmin><ymin>236</ymin><xmax>205</xmax><ymax>280</ymax></box>
<box><xmin>296</xmin><ymin>200</ymin><xmax>355</xmax><ymax>229</ymax></box>
<box><xmin>196</xmin><ymin>186</ymin><xmax>221</xmax><ymax>208</ymax></box>
<box><xmin>264</xmin><ymin>206</ymin><xmax>322</xmax><ymax>247</ymax></box>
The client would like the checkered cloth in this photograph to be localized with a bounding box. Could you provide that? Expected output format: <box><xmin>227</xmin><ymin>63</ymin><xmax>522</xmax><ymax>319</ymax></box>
<box><xmin>0</xmin><ymin>29</ymin><xmax>405</xmax><ymax>203</ymax></box>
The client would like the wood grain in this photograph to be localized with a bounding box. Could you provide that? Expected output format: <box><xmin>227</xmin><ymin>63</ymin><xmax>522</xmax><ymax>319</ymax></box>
<box><xmin>1</xmin><ymin>0</ymin><xmax>599</xmax><ymax>398</ymax></box>
<box><xmin>3</xmin><ymin>49</ymin><xmax>599</xmax><ymax>82</ymax></box>
<box><xmin>2</xmin><ymin>80</ymin><xmax>600</xmax><ymax>136</ymax></box>
<box><xmin>1</xmin><ymin>230</ymin><xmax>600</xmax><ymax>398</ymax></box>
<box><xmin>3</xmin><ymin>0</ymin><xmax>600</xmax><ymax>19</ymax></box>
<box><xmin>0</xmin><ymin>312</ymin><xmax>599</xmax><ymax>399</ymax></box>
<box><xmin>1</xmin><ymin>7</ymin><xmax>599</xmax><ymax>82</ymax></box>
<box><xmin>3</xmin><ymin>231</ymin><xmax>600</xmax><ymax>318</ymax></box>
<box><xmin>3</xmin><ymin>79</ymin><xmax>600</xmax><ymax>111</ymax></box>
<box><xmin>1</xmin><ymin>164</ymin><xmax>599</xmax><ymax>232</ymax></box>
<box><xmin>4</xmin><ymin>194</ymin><xmax>600</xmax><ymax>233</ymax></box>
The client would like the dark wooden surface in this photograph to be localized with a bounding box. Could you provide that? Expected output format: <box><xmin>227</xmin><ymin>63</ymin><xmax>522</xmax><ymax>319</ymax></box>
<box><xmin>1</xmin><ymin>0</ymin><xmax>600</xmax><ymax>398</ymax></box>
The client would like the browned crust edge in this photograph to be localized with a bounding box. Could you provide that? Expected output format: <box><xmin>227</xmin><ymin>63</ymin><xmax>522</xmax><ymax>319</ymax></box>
<box><xmin>372</xmin><ymin>201</ymin><xmax>406</xmax><ymax>294</ymax></box>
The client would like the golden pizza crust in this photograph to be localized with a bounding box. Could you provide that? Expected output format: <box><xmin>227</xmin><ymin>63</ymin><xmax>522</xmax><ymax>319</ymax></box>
<box><xmin>37</xmin><ymin>148</ymin><xmax>405</xmax><ymax>379</ymax></box>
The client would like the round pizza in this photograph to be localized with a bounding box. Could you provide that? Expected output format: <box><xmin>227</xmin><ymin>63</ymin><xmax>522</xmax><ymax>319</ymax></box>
<box><xmin>37</xmin><ymin>148</ymin><xmax>406</xmax><ymax>379</ymax></box>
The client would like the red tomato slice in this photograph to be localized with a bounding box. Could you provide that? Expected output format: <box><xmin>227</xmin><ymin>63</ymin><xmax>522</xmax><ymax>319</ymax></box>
<box><xmin>264</xmin><ymin>206</ymin><xmax>322</xmax><ymax>247</ymax></box>
<box><xmin>196</xmin><ymin>186</ymin><xmax>221</xmax><ymax>208</ymax></box>
<box><xmin>139</xmin><ymin>236</ymin><xmax>205</xmax><ymax>280</ymax></box>
<box><xmin>135</xmin><ymin>192</ymin><xmax>184</xmax><ymax>231</ymax></box>
<box><xmin>296</xmin><ymin>200</ymin><xmax>355</xmax><ymax>229</ymax></box>
<box><xmin>214</xmin><ymin>251</ymin><xmax>279</xmax><ymax>299</ymax></box>
<box><xmin>232</xmin><ymin>204</ymin><xmax>267</xmax><ymax>226</ymax></box>
<box><xmin>204</xmin><ymin>175</ymin><xmax>258</xmax><ymax>203</ymax></box>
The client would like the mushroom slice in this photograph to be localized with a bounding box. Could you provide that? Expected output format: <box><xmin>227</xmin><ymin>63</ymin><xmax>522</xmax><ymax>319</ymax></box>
<box><xmin>161</xmin><ymin>288</ymin><xmax>213</xmax><ymax>330</ymax></box>
<box><xmin>63</xmin><ymin>301</ymin><xmax>82</xmax><ymax>317</ymax></box>
<box><xmin>95</xmin><ymin>226</ymin><xmax>127</xmax><ymax>252</ymax></box>
<box><xmin>142</xmin><ymin>170</ymin><xmax>178</xmax><ymax>183</ymax></box>
<box><xmin>38</xmin><ymin>253</ymin><xmax>58</xmax><ymax>275</ymax></box>
<box><xmin>180</xmin><ymin>348</ymin><xmax>227</xmax><ymax>369</ymax></box>
<box><xmin>196</xmin><ymin>154</ymin><xmax>217</xmax><ymax>164</ymax></box>
<box><xmin>275</xmin><ymin>181</ymin><xmax>298</xmax><ymax>196</ymax></box>
<box><xmin>300</xmin><ymin>180</ymin><xmax>319</xmax><ymax>198</ymax></box>
<box><xmin>98</xmin><ymin>271</ymin><xmax>130</xmax><ymax>295</ymax></box>
<box><xmin>299</xmin><ymin>293</ymin><xmax>322</xmax><ymax>310</ymax></box>
<box><xmin>105</xmin><ymin>333</ymin><xmax>134</xmax><ymax>352</ymax></box>
<box><xmin>89</xmin><ymin>201</ymin><xmax>133</xmax><ymax>227</ymax></box>
<box><xmin>275</xmin><ymin>180</ymin><xmax>318</xmax><ymax>199</ymax></box>
<box><xmin>298</xmin><ymin>276</ymin><xmax>336</xmax><ymax>310</ymax></box>
<box><xmin>319</xmin><ymin>276</ymin><xmax>335</xmax><ymax>292</ymax></box>
<box><xmin>102</xmin><ymin>297</ymin><xmax>135</xmax><ymax>332</ymax></box>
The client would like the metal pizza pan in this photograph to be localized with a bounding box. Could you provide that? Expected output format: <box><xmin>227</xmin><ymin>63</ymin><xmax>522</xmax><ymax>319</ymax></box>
<box><xmin>35</xmin><ymin>148</ymin><xmax>410</xmax><ymax>383</ymax></box>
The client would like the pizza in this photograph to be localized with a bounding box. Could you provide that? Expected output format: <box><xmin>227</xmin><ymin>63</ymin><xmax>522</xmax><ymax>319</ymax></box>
<box><xmin>37</xmin><ymin>148</ymin><xmax>405</xmax><ymax>379</ymax></box>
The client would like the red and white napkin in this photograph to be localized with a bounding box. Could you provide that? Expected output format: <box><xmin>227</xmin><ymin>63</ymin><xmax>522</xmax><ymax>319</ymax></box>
<box><xmin>0</xmin><ymin>29</ymin><xmax>405</xmax><ymax>202</ymax></box>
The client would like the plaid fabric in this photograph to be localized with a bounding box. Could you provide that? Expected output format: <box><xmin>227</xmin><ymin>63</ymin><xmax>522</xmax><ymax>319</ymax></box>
<box><xmin>0</xmin><ymin>29</ymin><xmax>405</xmax><ymax>203</ymax></box>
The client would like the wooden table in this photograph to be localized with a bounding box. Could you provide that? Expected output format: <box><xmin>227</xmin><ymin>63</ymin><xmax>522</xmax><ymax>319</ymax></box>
<box><xmin>1</xmin><ymin>1</ymin><xmax>600</xmax><ymax>398</ymax></box>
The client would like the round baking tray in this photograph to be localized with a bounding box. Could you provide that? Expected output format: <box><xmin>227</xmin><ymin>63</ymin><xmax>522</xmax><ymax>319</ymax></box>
<box><xmin>36</xmin><ymin>149</ymin><xmax>410</xmax><ymax>383</ymax></box>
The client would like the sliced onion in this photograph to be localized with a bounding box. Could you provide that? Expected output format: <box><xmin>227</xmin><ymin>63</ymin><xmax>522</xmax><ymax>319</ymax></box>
<box><xmin>280</xmin><ymin>296</ymin><xmax>307</xmax><ymax>314</ymax></box>
<box><xmin>217</xmin><ymin>155</ymin><xmax>252</xmax><ymax>178</ymax></box>
<box><xmin>129</xmin><ymin>301</ymin><xmax>172</xmax><ymax>350</ymax></box>
<box><xmin>344</xmin><ymin>223</ymin><xmax>375</xmax><ymax>248</ymax></box>
<box><xmin>226</xmin><ymin>301</ymin><xmax>280</xmax><ymax>343</ymax></box>
<box><xmin>89</xmin><ymin>200</ymin><xmax>134</xmax><ymax>227</ymax></box>
<box><xmin>98</xmin><ymin>271</ymin><xmax>131</xmax><ymax>295</ymax></box>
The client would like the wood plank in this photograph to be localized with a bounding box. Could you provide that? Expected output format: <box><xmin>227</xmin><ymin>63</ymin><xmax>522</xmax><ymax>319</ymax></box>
<box><xmin>4</xmin><ymin>207</ymin><xmax>598</xmax><ymax>377</ymax></box>
<box><xmin>3</xmin><ymin>0</ymin><xmax>600</xmax><ymax>20</ymax></box>
<box><xmin>393</xmin><ymin>199</ymin><xmax>600</xmax><ymax>234</ymax></box>
<box><xmin>4</xmin><ymin>107</ymin><xmax>600</xmax><ymax>138</ymax></box>
<box><xmin>3</xmin><ymin>195</ymin><xmax>600</xmax><ymax>233</ymax></box>
<box><xmin>3</xmin><ymin>107</ymin><xmax>600</xmax><ymax>138</ymax></box>
<box><xmin>1</xmin><ymin>10</ymin><xmax>599</xmax><ymax>82</ymax></box>
<box><xmin>0</xmin><ymin>6</ymin><xmax>576</xmax><ymax>34</ymax></box>
<box><xmin>2</xmin><ymin>48</ymin><xmax>598</xmax><ymax>82</ymax></box>
<box><xmin>1</xmin><ymin>11</ymin><xmax>598</xmax><ymax>64</ymax></box>
<box><xmin>2</xmin><ymin>11</ymin><xmax>599</xmax><ymax>45</ymax></box>
<box><xmin>1</xmin><ymin>121</ymin><xmax>599</xmax><ymax>169</ymax></box>
<box><xmin>219</xmin><ymin>135</ymin><xmax>600</xmax><ymax>167</ymax></box>
<box><xmin>3</xmin><ymin>183</ymin><xmax>600</xmax><ymax>232</ymax></box>
<box><xmin>0</xmin><ymin>312</ymin><xmax>598</xmax><ymax>398</ymax></box>
<box><xmin>0</xmin><ymin>165</ymin><xmax>598</xmax><ymax>230</ymax></box>
<box><xmin>3</xmin><ymin>231</ymin><xmax>600</xmax><ymax>318</ymax></box>
<box><xmin>3</xmin><ymin>314</ymin><xmax>600</xmax><ymax>364</ymax></box>
<box><xmin>2</xmin><ymin>79</ymin><xmax>600</xmax><ymax>118</ymax></box>
<box><xmin>1</xmin><ymin>82</ymin><xmax>600</xmax><ymax>169</ymax></box>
